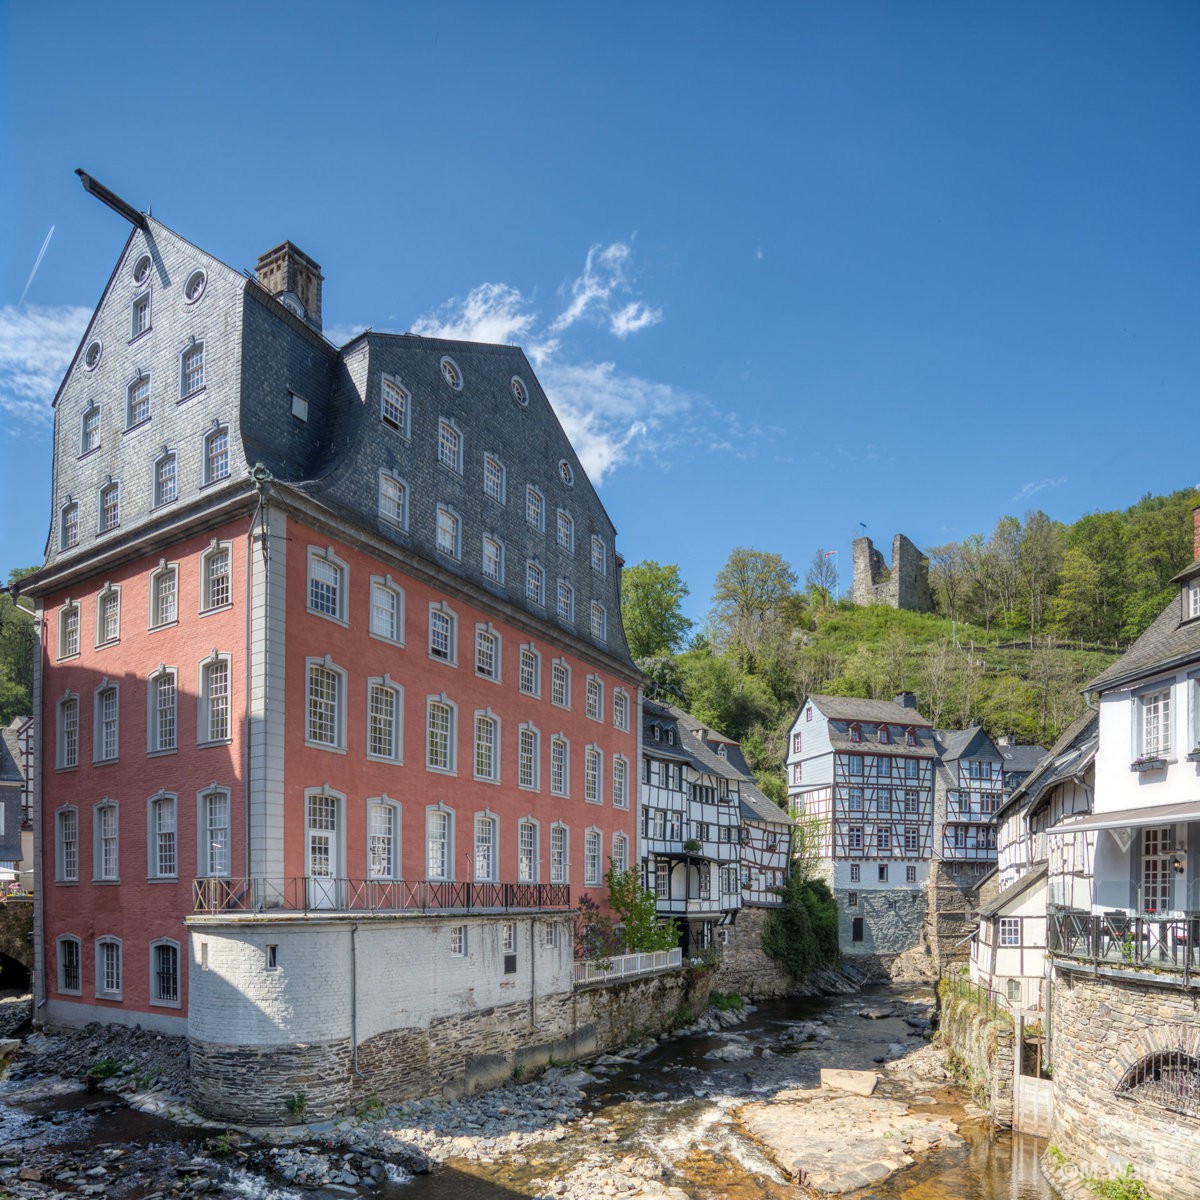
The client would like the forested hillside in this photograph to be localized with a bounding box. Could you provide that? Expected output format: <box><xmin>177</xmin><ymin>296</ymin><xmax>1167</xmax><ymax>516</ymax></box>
<box><xmin>622</xmin><ymin>488</ymin><xmax>1200</xmax><ymax>807</ymax></box>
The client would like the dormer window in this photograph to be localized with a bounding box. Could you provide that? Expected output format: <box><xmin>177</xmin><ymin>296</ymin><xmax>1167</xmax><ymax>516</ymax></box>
<box><xmin>651</xmin><ymin>723</ymin><xmax>662</xmax><ymax>742</ymax></box>
<box><xmin>879</xmin><ymin>725</ymin><xmax>890</xmax><ymax>744</ymax></box>
<box><xmin>849</xmin><ymin>723</ymin><xmax>861</xmax><ymax>743</ymax></box>
<box><xmin>906</xmin><ymin>727</ymin><xmax>916</xmax><ymax>747</ymax></box>
<box><xmin>1188</xmin><ymin>579</ymin><xmax>1200</xmax><ymax>620</ymax></box>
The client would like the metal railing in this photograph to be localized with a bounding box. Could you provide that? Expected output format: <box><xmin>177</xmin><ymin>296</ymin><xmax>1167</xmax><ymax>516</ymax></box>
<box><xmin>574</xmin><ymin>947</ymin><xmax>683</xmax><ymax>986</ymax></box>
<box><xmin>192</xmin><ymin>876</ymin><xmax>570</xmax><ymax>915</ymax></box>
<box><xmin>1048</xmin><ymin>907</ymin><xmax>1200</xmax><ymax>985</ymax></box>
<box><xmin>940</xmin><ymin>968</ymin><xmax>1009</xmax><ymax>1021</ymax></box>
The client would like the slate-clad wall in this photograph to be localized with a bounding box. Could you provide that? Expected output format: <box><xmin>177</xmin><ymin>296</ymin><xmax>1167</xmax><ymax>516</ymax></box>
<box><xmin>47</xmin><ymin>219</ymin><xmax>248</xmax><ymax>566</ymax></box>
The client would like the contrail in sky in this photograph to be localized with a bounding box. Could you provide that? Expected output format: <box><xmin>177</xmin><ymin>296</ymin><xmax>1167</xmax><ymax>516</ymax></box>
<box><xmin>19</xmin><ymin>225</ymin><xmax>56</xmax><ymax>307</ymax></box>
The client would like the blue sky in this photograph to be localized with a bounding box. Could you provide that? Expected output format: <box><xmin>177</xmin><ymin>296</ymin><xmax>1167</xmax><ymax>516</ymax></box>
<box><xmin>3</xmin><ymin>2</ymin><xmax>1199</xmax><ymax>628</ymax></box>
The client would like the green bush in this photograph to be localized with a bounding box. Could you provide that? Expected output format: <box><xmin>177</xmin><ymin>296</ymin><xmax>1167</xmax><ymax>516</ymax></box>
<box><xmin>709</xmin><ymin>990</ymin><xmax>745</xmax><ymax>1011</ymax></box>
<box><xmin>1085</xmin><ymin>1164</ymin><xmax>1153</xmax><ymax>1200</ymax></box>
<box><xmin>762</xmin><ymin>870</ymin><xmax>839</xmax><ymax>979</ymax></box>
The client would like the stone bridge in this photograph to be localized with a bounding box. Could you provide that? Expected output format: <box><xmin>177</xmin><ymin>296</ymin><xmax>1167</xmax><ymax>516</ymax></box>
<box><xmin>0</xmin><ymin>897</ymin><xmax>33</xmax><ymax>974</ymax></box>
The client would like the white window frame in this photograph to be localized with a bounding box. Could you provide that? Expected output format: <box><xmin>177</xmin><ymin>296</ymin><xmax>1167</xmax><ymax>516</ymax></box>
<box><xmin>1190</xmin><ymin>580</ymin><xmax>1200</xmax><ymax>620</ymax></box>
<box><xmin>93</xmin><ymin>799</ymin><xmax>119</xmax><ymax>882</ymax></box>
<box><xmin>369</xmin><ymin>576</ymin><xmax>405</xmax><ymax>645</ymax></box>
<box><xmin>437</xmin><ymin>417</ymin><xmax>464</xmax><ymax>474</ymax></box>
<box><xmin>550</xmin><ymin>734</ymin><xmax>570</xmax><ymax>797</ymax></box>
<box><xmin>81</xmin><ymin>403</ymin><xmax>101</xmax><ymax>455</ymax></box>
<box><xmin>550</xmin><ymin>823</ymin><xmax>569</xmax><ymax>884</ymax></box>
<box><xmin>305</xmin><ymin>656</ymin><xmax>347</xmax><ymax>752</ymax></box>
<box><xmin>99</xmin><ymin>480</ymin><xmax>120</xmax><ymax>532</ymax></box>
<box><xmin>449</xmin><ymin>924</ymin><xmax>468</xmax><ymax>956</ymax></box>
<box><xmin>147</xmin><ymin>667</ymin><xmax>178</xmax><ymax>754</ymax></box>
<box><xmin>93</xmin><ymin>680</ymin><xmax>119</xmax><ymax>763</ymax></box>
<box><xmin>556</xmin><ymin>509</ymin><xmax>574</xmax><ymax>554</ymax></box>
<box><xmin>591</xmin><ymin>535</ymin><xmax>607</xmax><ymax>576</ymax></box>
<box><xmin>58</xmin><ymin>602</ymin><xmax>80</xmax><ymax>660</ymax></box>
<box><xmin>203</xmin><ymin>424</ymin><xmax>230</xmax><ymax>485</ymax></box>
<box><xmin>586</xmin><ymin>676</ymin><xmax>603</xmax><ymax>721</ymax></box>
<box><xmin>590</xmin><ymin>601</ymin><xmax>607</xmax><ymax>642</ymax></box>
<box><xmin>428</xmin><ymin>602</ymin><xmax>458</xmax><ymax>665</ymax></box>
<box><xmin>584</xmin><ymin>828</ymin><xmax>602</xmax><ymax>886</ymax></box>
<box><xmin>60</xmin><ymin>499</ymin><xmax>80</xmax><ymax>550</ymax></box>
<box><xmin>426</xmin><ymin>694</ymin><xmax>457</xmax><ymax>774</ymax></box>
<box><xmin>1140</xmin><ymin>686</ymin><xmax>1173</xmax><ymax>758</ymax></box>
<box><xmin>380</xmin><ymin>375</ymin><xmax>411</xmax><ymax>436</ymax></box>
<box><xmin>612</xmin><ymin>832</ymin><xmax>629</xmax><ymax>874</ymax></box>
<box><xmin>55</xmin><ymin>806</ymin><xmax>79</xmax><ymax>882</ymax></box>
<box><xmin>999</xmin><ymin>917</ymin><xmax>1021</xmax><ymax>947</ymax></box>
<box><xmin>199</xmin><ymin>541</ymin><xmax>232</xmax><ymax>613</ymax></box>
<box><xmin>149</xmin><ymin>561</ymin><xmax>179</xmax><ymax>629</ymax></box>
<box><xmin>367</xmin><ymin>796</ymin><xmax>401</xmax><ymax>880</ymax></box>
<box><xmin>475</xmin><ymin>624</ymin><xmax>501</xmax><ymax>682</ymax></box>
<box><xmin>426</xmin><ymin>805</ymin><xmax>455</xmax><ymax>880</ymax></box>
<box><xmin>378</xmin><ymin>470</ymin><xmax>409</xmax><ymax>529</ymax></box>
<box><xmin>126</xmin><ymin>373</ymin><xmax>151</xmax><ymax>428</ymax></box>
<box><xmin>526</xmin><ymin>559</ymin><xmax>545</xmax><ymax>607</ymax></box>
<box><xmin>153</xmin><ymin>451</ymin><xmax>177</xmax><ymax>508</ymax></box>
<box><xmin>180</xmin><ymin>340</ymin><xmax>205</xmax><ymax>399</ymax></box>
<box><xmin>198</xmin><ymin>652</ymin><xmax>232</xmax><ymax>744</ymax></box>
<box><xmin>518</xmin><ymin>723</ymin><xmax>540</xmax><ymax>791</ymax></box>
<box><xmin>519</xmin><ymin>644</ymin><xmax>541</xmax><ymax>696</ymax></box>
<box><xmin>551</xmin><ymin>659</ymin><xmax>571</xmax><ymax>708</ymax></box>
<box><xmin>517</xmin><ymin>818</ymin><xmax>540</xmax><ymax>883</ymax></box>
<box><xmin>131</xmin><ymin>289</ymin><xmax>151</xmax><ymax>338</ymax></box>
<box><xmin>95</xmin><ymin>937</ymin><xmax>123</xmax><ymax>1001</ymax></box>
<box><xmin>474</xmin><ymin>709</ymin><xmax>500</xmax><ymax>782</ymax></box>
<box><xmin>199</xmin><ymin>787</ymin><xmax>231</xmax><ymax>877</ymax></box>
<box><xmin>526</xmin><ymin>485</ymin><xmax>545</xmax><ymax>532</ymax></box>
<box><xmin>612</xmin><ymin>754</ymin><xmax>629</xmax><ymax>809</ymax></box>
<box><xmin>585</xmin><ymin>745</ymin><xmax>603</xmax><ymax>804</ymax></box>
<box><xmin>149</xmin><ymin>938</ymin><xmax>182</xmax><ymax>1007</ymax></box>
<box><xmin>147</xmin><ymin>792</ymin><xmax>178</xmax><ymax>880</ymax></box>
<box><xmin>556</xmin><ymin>578</ymin><xmax>575</xmax><ymax>624</ymax></box>
<box><xmin>483</xmin><ymin>453</ymin><xmax>506</xmax><ymax>504</ymax></box>
<box><xmin>473</xmin><ymin>811</ymin><xmax>499</xmax><ymax>882</ymax></box>
<box><xmin>482</xmin><ymin>533</ymin><xmax>505</xmax><ymax>584</ymax></box>
<box><xmin>436</xmin><ymin>504</ymin><xmax>462</xmax><ymax>559</ymax></box>
<box><xmin>306</xmin><ymin>547</ymin><xmax>348</xmax><ymax>624</ymax></box>
<box><xmin>613</xmin><ymin>688</ymin><xmax>630</xmax><ymax>731</ymax></box>
<box><xmin>366</xmin><ymin>676</ymin><xmax>404</xmax><ymax>763</ymax></box>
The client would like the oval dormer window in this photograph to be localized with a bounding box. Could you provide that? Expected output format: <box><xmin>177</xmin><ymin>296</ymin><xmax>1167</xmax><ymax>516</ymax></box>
<box><xmin>440</xmin><ymin>357</ymin><xmax>462</xmax><ymax>390</ymax></box>
<box><xmin>558</xmin><ymin>460</ymin><xmax>575</xmax><ymax>487</ymax></box>
<box><xmin>511</xmin><ymin>375</ymin><xmax>528</xmax><ymax>405</ymax></box>
<box><xmin>133</xmin><ymin>254</ymin><xmax>152</xmax><ymax>285</ymax></box>
<box><xmin>184</xmin><ymin>269</ymin><xmax>207</xmax><ymax>304</ymax></box>
<box><xmin>83</xmin><ymin>340</ymin><xmax>103</xmax><ymax>371</ymax></box>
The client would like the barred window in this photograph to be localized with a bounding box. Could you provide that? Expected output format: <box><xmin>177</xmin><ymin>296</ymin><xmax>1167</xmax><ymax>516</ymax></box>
<box><xmin>59</xmin><ymin>937</ymin><xmax>81</xmax><ymax>992</ymax></box>
<box><xmin>152</xmin><ymin>942</ymin><xmax>179</xmax><ymax>1004</ymax></box>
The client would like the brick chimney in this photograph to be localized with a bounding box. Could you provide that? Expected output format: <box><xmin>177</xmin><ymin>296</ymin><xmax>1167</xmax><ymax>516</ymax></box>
<box><xmin>1193</xmin><ymin>505</ymin><xmax>1200</xmax><ymax>561</ymax></box>
<box><xmin>255</xmin><ymin>242</ymin><xmax>323</xmax><ymax>333</ymax></box>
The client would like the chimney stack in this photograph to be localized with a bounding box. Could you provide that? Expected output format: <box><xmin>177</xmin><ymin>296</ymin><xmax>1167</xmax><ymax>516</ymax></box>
<box><xmin>255</xmin><ymin>242</ymin><xmax>324</xmax><ymax>333</ymax></box>
<box><xmin>894</xmin><ymin>692</ymin><xmax>917</xmax><ymax>709</ymax></box>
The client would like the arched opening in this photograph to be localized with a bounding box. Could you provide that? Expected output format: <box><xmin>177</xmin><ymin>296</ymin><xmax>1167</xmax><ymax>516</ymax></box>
<box><xmin>0</xmin><ymin>950</ymin><xmax>30</xmax><ymax>993</ymax></box>
<box><xmin>1117</xmin><ymin>1051</ymin><xmax>1200</xmax><ymax>1119</ymax></box>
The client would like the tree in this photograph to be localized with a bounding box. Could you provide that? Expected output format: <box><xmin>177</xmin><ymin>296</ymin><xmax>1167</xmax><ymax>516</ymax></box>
<box><xmin>0</xmin><ymin>567</ymin><xmax>37</xmax><ymax>724</ymax></box>
<box><xmin>1049</xmin><ymin>548</ymin><xmax>1104</xmax><ymax>643</ymax></box>
<box><xmin>621</xmin><ymin>560</ymin><xmax>693</xmax><ymax>659</ymax></box>
<box><xmin>928</xmin><ymin>542</ymin><xmax>968</xmax><ymax>624</ymax></box>
<box><xmin>1018</xmin><ymin>510</ymin><xmax>1063</xmax><ymax>635</ymax></box>
<box><xmin>804</xmin><ymin>549</ymin><xmax>838</xmax><ymax>608</ymax></box>
<box><xmin>710</xmin><ymin>547</ymin><xmax>798</xmax><ymax>667</ymax></box>
<box><xmin>605</xmin><ymin>865</ymin><xmax>679</xmax><ymax>952</ymax></box>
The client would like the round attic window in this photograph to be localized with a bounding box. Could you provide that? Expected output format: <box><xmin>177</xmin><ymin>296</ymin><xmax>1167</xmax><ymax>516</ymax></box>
<box><xmin>184</xmin><ymin>269</ymin><xmax>207</xmax><ymax>303</ymax></box>
<box><xmin>133</xmin><ymin>254</ymin><xmax>152</xmax><ymax>285</ymax></box>
<box><xmin>440</xmin><ymin>357</ymin><xmax>462</xmax><ymax>390</ymax></box>
<box><xmin>511</xmin><ymin>376</ymin><xmax>528</xmax><ymax>406</ymax></box>
<box><xmin>83</xmin><ymin>340</ymin><xmax>103</xmax><ymax>371</ymax></box>
<box><xmin>558</xmin><ymin>459</ymin><xmax>574</xmax><ymax>487</ymax></box>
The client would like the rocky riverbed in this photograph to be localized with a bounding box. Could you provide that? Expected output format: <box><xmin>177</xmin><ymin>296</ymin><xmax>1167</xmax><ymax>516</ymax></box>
<box><xmin>0</xmin><ymin>984</ymin><xmax>1046</xmax><ymax>1200</ymax></box>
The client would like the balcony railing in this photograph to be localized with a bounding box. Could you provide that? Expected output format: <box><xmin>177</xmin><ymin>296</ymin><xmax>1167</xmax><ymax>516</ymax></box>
<box><xmin>574</xmin><ymin>947</ymin><xmax>682</xmax><ymax>986</ymax></box>
<box><xmin>1048</xmin><ymin>907</ymin><xmax>1200</xmax><ymax>985</ymax></box>
<box><xmin>655</xmin><ymin>893</ymin><xmax>741</xmax><ymax>916</ymax></box>
<box><xmin>192</xmin><ymin>877</ymin><xmax>571</xmax><ymax>916</ymax></box>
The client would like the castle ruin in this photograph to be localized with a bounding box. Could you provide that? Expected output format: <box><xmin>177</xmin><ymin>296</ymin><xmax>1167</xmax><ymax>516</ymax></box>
<box><xmin>851</xmin><ymin>533</ymin><xmax>933</xmax><ymax>613</ymax></box>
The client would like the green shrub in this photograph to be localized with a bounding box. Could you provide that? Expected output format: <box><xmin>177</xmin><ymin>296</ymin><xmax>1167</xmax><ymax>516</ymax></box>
<box><xmin>1085</xmin><ymin>1164</ymin><xmax>1153</xmax><ymax>1200</ymax></box>
<box><xmin>762</xmin><ymin>870</ymin><xmax>839</xmax><ymax>979</ymax></box>
<box><xmin>86</xmin><ymin>1059</ymin><xmax>122</xmax><ymax>1080</ymax></box>
<box><xmin>709</xmin><ymin>990</ymin><xmax>744</xmax><ymax>1011</ymax></box>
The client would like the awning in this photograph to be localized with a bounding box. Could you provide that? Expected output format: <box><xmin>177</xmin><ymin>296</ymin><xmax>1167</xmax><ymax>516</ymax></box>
<box><xmin>1048</xmin><ymin>799</ymin><xmax>1200</xmax><ymax>835</ymax></box>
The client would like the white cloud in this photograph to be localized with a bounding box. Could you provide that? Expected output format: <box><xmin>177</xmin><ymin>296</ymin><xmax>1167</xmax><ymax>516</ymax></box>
<box><xmin>610</xmin><ymin>301</ymin><xmax>662</xmax><ymax>339</ymax></box>
<box><xmin>411</xmin><ymin>282</ymin><xmax>537</xmax><ymax>346</ymax></box>
<box><xmin>1012</xmin><ymin>477</ymin><xmax>1067</xmax><ymax>503</ymax></box>
<box><xmin>0</xmin><ymin>304</ymin><xmax>92</xmax><ymax>431</ymax></box>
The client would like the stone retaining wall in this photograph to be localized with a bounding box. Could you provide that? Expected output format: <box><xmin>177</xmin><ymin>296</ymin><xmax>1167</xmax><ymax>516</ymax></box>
<box><xmin>191</xmin><ymin>967</ymin><xmax>714</xmax><ymax>1125</ymax></box>
<box><xmin>712</xmin><ymin>907</ymin><xmax>795</xmax><ymax>999</ymax></box>
<box><xmin>935</xmin><ymin>985</ymin><xmax>1014</xmax><ymax>1127</ymax></box>
<box><xmin>1047</xmin><ymin>966</ymin><xmax>1200</xmax><ymax>1200</ymax></box>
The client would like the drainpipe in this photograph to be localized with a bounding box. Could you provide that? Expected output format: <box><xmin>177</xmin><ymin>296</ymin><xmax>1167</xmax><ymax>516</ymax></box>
<box><xmin>350</xmin><ymin>921</ymin><xmax>365</xmax><ymax>1078</ymax></box>
<box><xmin>529</xmin><ymin>915</ymin><xmax>538</xmax><ymax>1032</ymax></box>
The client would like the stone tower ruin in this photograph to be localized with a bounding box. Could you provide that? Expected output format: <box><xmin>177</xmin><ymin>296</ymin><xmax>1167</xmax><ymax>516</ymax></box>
<box><xmin>851</xmin><ymin>533</ymin><xmax>933</xmax><ymax>613</ymax></box>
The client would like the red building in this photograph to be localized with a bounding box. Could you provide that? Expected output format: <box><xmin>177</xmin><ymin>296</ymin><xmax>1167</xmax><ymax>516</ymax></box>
<box><xmin>23</xmin><ymin>178</ymin><xmax>640</xmax><ymax>1111</ymax></box>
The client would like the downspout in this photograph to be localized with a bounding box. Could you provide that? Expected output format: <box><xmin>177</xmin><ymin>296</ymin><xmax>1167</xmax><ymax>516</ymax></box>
<box><xmin>351</xmin><ymin>921</ymin><xmax>364</xmax><ymax>1078</ymax></box>
<box><xmin>529</xmin><ymin>916</ymin><xmax>538</xmax><ymax>1031</ymax></box>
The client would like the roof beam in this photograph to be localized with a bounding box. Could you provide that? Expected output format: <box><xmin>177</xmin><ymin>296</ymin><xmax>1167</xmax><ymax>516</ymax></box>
<box><xmin>75</xmin><ymin>169</ymin><xmax>147</xmax><ymax>229</ymax></box>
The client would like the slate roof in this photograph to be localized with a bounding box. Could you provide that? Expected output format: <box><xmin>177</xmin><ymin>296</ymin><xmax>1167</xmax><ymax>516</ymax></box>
<box><xmin>1088</xmin><ymin>588</ymin><xmax>1200</xmax><ymax>693</ymax></box>
<box><xmin>978</xmin><ymin>863</ymin><xmax>1048</xmax><ymax>920</ymax></box>
<box><xmin>998</xmin><ymin>742</ymin><xmax>1048</xmax><ymax>778</ymax></box>
<box><xmin>0</xmin><ymin>720</ymin><xmax>24</xmax><ymax>786</ymax></box>
<box><xmin>995</xmin><ymin>709</ymin><xmax>1098</xmax><ymax>822</ymax></box>
<box><xmin>933</xmin><ymin>726</ymin><xmax>1001</xmax><ymax>763</ymax></box>
<box><xmin>739</xmin><ymin>784</ymin><xmax>792</xmax><ymax>827</ymax></box>
<box><xmin>809</xmin><ymin>695</ymin><xmax>931</xmax><ymax>727</ymax></box>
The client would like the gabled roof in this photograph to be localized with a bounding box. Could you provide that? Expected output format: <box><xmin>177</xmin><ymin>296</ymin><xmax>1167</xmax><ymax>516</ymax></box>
<box><xmin>995</xmin><ymin>709</ymin><xmax>1098</xmax><ymax>822</ymax></box>
<box><xmin>933</xmin><ymin>725</ymin><xmax>1000</xmax><ymax>763</ymax></box>
<box><xmin>1088</xmin><ymin>589</ymin><xmax>1200</xmax><ymax>693</ymax></box>
<box><xmin>978</xmin><ymin>863</ymin><xmax>1048</xmax><ymax>920</ymax></box>
<box><xmin>807</xmin><ymin>694</ymin><xmax>931</xmax><ymax>727</ymax></box>
<box><xmin>998</xmin><ymin>742</ymin><xmax>1048</xmax><ymax>777</ymax></box>
<box><xmin>739</xmin><ymin>783</ymin><xmax>793</xmax><ymax>827</ymax></box>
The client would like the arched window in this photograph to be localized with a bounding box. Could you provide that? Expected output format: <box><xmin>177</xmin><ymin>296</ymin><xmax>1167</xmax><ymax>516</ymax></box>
<box><xmin>1117</xmin><ymin>1051</ymin><xmax>1200</xmax><ymax>1119</ymax></box>
<box><xmin>150</xmin><ymin>939</ymin><xmax>181</xmax><ymax>1006</ymax></box>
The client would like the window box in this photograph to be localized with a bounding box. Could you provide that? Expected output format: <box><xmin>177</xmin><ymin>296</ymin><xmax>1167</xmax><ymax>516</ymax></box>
<box><xmin>1131</xmin><ymin>755</ymin><xmax>1169</xmax><ymax>773</ymax></box>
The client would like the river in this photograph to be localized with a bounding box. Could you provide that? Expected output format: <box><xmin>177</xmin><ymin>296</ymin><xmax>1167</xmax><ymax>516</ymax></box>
<box><xmin>0</xmin><ymin>983</ymin><xmax>1053</xmax><ymax>1200</ymax></box>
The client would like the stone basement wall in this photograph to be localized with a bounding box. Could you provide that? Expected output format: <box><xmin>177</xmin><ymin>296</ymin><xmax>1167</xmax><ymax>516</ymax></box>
<box><xmin>1047</xmin><ymin>967</ymin><xmax>1200</xmax><ymax>1200</ymax></box>
<box><xmin>936</xmin><ymin>983</ymin><xmax>1014</xmax><ymax>1127</ymax></box>
<box><xmin>926</xmin><ymin>865</ymin><xmax>981</xmax><ymax>972</ymax></box>
<box><xmin>191</xmin><ymin>969</ymin><xmax>714</xmax><ymax>1126</ymax></box>
<box><xmin>712</xmin><ymin>907</ymin><xmax>795</xmax><ymax>999</ymax></box>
